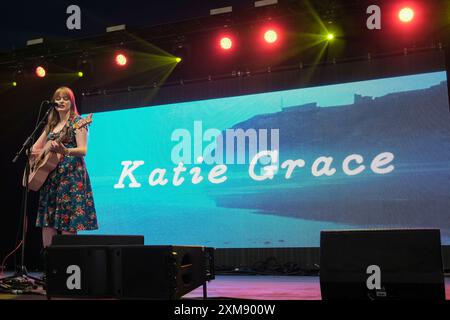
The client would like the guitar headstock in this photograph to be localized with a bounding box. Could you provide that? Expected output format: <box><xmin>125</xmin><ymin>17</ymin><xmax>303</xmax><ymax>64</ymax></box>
<box><xmin>73</xmin><ymin>113</ymin><xmax>93</xmax><ymax>130</ymax></box>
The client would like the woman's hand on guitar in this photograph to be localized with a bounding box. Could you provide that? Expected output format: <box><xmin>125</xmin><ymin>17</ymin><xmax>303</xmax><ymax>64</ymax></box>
<box><xmin>49</xmin><ymin>141</ymin><xmax>66</xmax><ymax>154</ymax></box>
<box><xmin>29</xmin><ymin>148</ymin><xmax>41</xmax><ymax>159</ymax></box>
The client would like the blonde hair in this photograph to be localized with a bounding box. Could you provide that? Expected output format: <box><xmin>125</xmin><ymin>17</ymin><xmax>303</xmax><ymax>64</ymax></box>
<box><xmin>44</xmin><ymin>86</ymin><xmax>80</xmax><ymax>134</ymax></box>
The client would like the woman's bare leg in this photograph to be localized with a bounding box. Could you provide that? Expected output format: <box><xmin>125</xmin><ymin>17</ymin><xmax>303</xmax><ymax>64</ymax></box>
<box><xmin>42</xmin><ymin>227</ymin><xmax>57</xmax><ymax>248</ymax></box>
<box><xmin>61</xmin><ymin>230</ymin><xmax>77</xmax><ymax>235</ymax></box>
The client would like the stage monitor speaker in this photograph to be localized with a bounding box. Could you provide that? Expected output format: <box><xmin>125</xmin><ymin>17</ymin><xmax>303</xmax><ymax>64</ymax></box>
<box><xmin>45</xmin><ymin>244</ymin><xmax>213</xmax><ymax>299</ymax></box>
<box><xmin>320</xmin><ymin>229</ymin><xmax>445</xmax><ymax>300</ymax></box>
<box><xmin>45</xmin><ymin>245</ymin><xmax>111</xmax><ymax>298</ymax></box>
<box><xmin>51</xmin><ymin>234</ymin><xmax>144</xmax><ymax>246</ymax></box>
<box><xmin>111</xmin><ymin>245</ymin><xmax>209</xmax><ymax>299</ymax></box>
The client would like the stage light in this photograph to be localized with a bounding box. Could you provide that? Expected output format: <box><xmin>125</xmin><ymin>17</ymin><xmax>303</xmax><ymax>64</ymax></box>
<box><xmin>77</xmin><ymin>54</ymin><xmax>93</xmax><ymax>78</ymax></box>
<box><xmin>220</xmin><ymin>37</ymin><xmax>233</xmax><ymax>50</ymax></box>
<box><xmin>264</xmin><ymin>29</ymin><xmax>278</xmax><ymax>44</ymax></box>
<box><xmin>115</xmin><ymin>53</ymin><xmax>128</xmax><ymax>67</ymax></box>
<box><xmin>26</xmin><ymin>38</ymin><xmax>44</xmax><ymax>46</ymax></box>
<box><xmin>106</xmin><ymin>24</ymin><xmax>126</xmax><ymax>33</ymax></box>
<box><xmin>172</xmin><ymin>43</ymin><xmax>190</xmax><ymax>64</ymax></box>
<box><xmin>11</xmin><ymin>63</ymin><xmax>24</xmax><ymax>86</ymax></box>
<box><xmin>398</xmin><ymin>7</ymin><xmax>414</xmax><ymax>23</ymax></box>
<box><xmin>210</xmin><ymin>6</ymin><xmax>232</xmax><ymax>15</ymax></box>
<box><xmin>35</xmin><ymin>66</ymin><xmax>46</xmax><ymax>78</ymax></box>
<box><xmin>327</xmin><ymin>33</ymin><xmax>334</xmax><ymax>40</ymax></box>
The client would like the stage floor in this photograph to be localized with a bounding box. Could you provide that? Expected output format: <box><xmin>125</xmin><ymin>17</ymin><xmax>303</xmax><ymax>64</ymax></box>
<box><xmin>1</xmin><ymin>274</ymin><xmax>450</xmax><ymax>300</ymax></box>
<box><xmin>186</xmin><ymin>275</ymin><xmax>450</xmax><ymax>300</ymax></box>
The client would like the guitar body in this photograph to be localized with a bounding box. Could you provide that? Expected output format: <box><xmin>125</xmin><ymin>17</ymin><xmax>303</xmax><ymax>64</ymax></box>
<box><xmin>26</xmin><ymin>148</ymin><xmax>62</xmax><ymax>191</ymax></box>
<box><xmin>24</xmin><ymin>113</ymin><xmax>93</xmax><ymax>192</ymax></box>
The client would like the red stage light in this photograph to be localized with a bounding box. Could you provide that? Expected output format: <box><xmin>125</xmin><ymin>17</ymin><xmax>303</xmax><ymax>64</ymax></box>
<box><xmin>220</xmin><ymin>37</ymin><xmax>233</xmax><ymax>50</ymax></box>
<box><xmin>398</xmin><ymin>7</ymin><xmax>415</xmax><ymax>23</ymax></box>
<box><xmin>264</xmin><ymin>29</ymin><xmax>278</xmax><ymax>44</ymax></box>
<box><xmin>35</xmin><ymin>66</ymin><xmax>46</xmax><ymax>78</ymax></box>
<box><xmin>115</xmin><ymin>53</ymin><xmax>128</xmax><ymax>67</ymax></box>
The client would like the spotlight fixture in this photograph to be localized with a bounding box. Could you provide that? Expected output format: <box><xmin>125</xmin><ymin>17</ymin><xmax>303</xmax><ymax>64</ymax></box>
<box><xmin>106</xmin><ymin>24</ymin><xmax>126</xmax><ymax>33</ymax></box>
<box><xmin>220</xmin><ymin>36</ymin><xmax>233</xmax><ymax>50</ymax></box>
<box><xmin>115</xmin><ymin>53</ymin><xmax>128</xmax><ymax>67</ymax></box>
<box><xmin>26</xmin><ymin>38</ymin><xmax>44</xmax><ymax>46</ymax></box>
<box><xmin>264</xmin><ymin>29</ymin><xmax>278</xmax><ymax>43</ymax></box>
<box><xmin>398</xmin><ymin>7</ymin><xmax>415</xmax><ymax>23</ymax></box>
<box><xmin>172</xmin><ymin>40</ymin><xmax>190</xmax><ymax>64</ymax></box>
<box><xmin>210</xmin><ymin>6</ymin><xmax>232</xmax><ymax>15</ymax></box>
<box><xmin>77</xmin><ymin>54</ymin><xmax>93</xmax><ymax>77</ymax></box>
<box><xmin>11</xmin><ymin>63</ymin><xmax>24</xmax><ymax>85</ymax></box>
<box><xmin>254</xmin><ymin>0</ymin><xmax>278</xmax><ymax>8</ymax></box>
<box><xmin>35</xmin><ymin>66</ymin><xmax>46</xmax><ymax>78</ymax></box>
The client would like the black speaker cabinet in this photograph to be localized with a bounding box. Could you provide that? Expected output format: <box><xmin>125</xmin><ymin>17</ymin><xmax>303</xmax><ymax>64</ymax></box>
<box><xmin>45</xmin><ymin>244</ymin><xmax>213</xmax><ymax>299</ymax></box>
<box><xmin>45</xmin><ymin>245</ymin><xmax>111</xmax><ymax>298</ymax></box>
<box><xmin>110</xmin><ymin>245</ymin><xmax>207</xmax><ymax>299</ymax></box>
<box><xmin>320</xmin><ymin>229</ymin><xmax>445</xmax><ymax>300</ymax></box>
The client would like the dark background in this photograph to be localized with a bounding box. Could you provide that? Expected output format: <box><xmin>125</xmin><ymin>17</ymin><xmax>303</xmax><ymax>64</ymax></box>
<box><xmin>0</xmin><ymin>1</ymin><xmax>238</xmax><ymax>50</ymax></box>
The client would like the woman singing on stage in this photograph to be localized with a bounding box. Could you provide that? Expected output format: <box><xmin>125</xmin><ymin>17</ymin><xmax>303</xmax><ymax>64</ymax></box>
<box><xmin>30</xmin><ymin>86</ymin><xmax>98</xmax><ymax>248</ymax></box>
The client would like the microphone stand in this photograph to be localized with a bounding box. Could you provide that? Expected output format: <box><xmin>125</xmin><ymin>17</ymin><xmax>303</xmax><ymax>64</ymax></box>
<box><xmin>0</xmin><ymin>102</ymin><xmax>54</xmax><ymax>292</ymax></box>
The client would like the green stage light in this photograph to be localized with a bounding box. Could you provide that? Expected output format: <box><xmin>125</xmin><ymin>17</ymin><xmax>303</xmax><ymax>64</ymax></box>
<box><xmin>12</xmin><ymin>81</ymin><xmax>17</xmax><ymax>87</ymax></box>
<box><xmin>327</xmin><ymin>33</ymin><xmax>334</xmax><ymax>41</ymax></box>
<box><xmin>78</xmin><ymin>71</ymin><xmax>84</xmax><ymax>78</ymax></box>
<box><xmin>175</xmin><ymin>57</ymin><xmax>182</xmax><ymax>63</ymax></box>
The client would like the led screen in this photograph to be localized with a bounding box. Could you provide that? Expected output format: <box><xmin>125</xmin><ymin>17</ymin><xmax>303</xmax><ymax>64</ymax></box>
<box><xmin>82</xmin><ymin>71</ymin><xmax>450</xmax><ymax>248</ymax></box>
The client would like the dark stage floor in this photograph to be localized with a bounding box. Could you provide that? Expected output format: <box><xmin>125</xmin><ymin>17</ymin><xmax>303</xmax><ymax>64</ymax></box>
<box><xmin>1</xmin><ymin>274</ymin><xmax>449</xmax><ymax>300</ymax></box>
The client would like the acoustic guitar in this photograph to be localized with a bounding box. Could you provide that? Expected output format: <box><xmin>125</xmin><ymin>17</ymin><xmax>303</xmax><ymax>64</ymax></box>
<box><xmin>25</xmin><ymin>113</ymin><xmax>93</xmax><ymax>191</ymax></box>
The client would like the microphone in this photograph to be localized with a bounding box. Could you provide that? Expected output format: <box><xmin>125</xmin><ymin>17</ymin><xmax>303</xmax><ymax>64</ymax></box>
<box><xmin>44</xmin><ymin>101</ymin><xmax>59</xmax><ymax>108</ymax></box>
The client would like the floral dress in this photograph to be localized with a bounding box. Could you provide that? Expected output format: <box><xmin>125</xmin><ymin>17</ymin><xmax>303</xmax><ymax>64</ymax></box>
<box><xmin>36</xmin><ymin>115</ymin><xmax>98</xmax><ymax>232</ymax></box>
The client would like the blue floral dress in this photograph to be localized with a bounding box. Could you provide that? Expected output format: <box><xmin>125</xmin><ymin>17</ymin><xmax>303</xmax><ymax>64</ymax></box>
<box><xmin>36</xmin><ymin>115</ymin><xmax>98</xmax><ymax>232</ymax></box>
